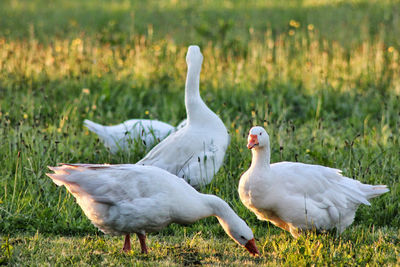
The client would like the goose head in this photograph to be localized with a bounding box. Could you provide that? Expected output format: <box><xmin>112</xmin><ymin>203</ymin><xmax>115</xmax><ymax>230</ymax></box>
<box><xmin>247</xmin><ymin>126</ymin><xmax>269</xmax><ymax>150</ymax></box>
<box><xmin>218</xmin><ymin>215</ymin><xmax>260</xmax><ymax>256</ymax></box>
<box><xmin>186</xmin><ymin>45</ymin><xmax>203</xmax><ymax>68</ymax></box>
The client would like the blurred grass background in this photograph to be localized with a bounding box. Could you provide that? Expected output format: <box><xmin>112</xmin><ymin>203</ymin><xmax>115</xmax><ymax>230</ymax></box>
<box><xmin>0</xmin><ymin>0</ymin><xmax>399</xmax><ymax>265</ymax></box>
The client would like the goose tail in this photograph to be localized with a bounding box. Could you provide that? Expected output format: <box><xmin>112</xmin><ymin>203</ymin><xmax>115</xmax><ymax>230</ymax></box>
<box><xmin>46</xmin><ymin>165</ymin><xmax>73</xmax><ymax>186</ymax></box>
<box><xmin>84</xmin><ymin>119</ymin><xmax>106</xmax><ymax>137</ymax></box>
<box><xmin>361</xmin><ymin>184</ymin><xmax>389</xmax><ymax>200</ymax></box>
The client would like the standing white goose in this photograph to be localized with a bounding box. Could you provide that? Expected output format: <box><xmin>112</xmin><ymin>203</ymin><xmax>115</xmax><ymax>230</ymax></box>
<box><xmin>239</xmin><ymin>126</ymin><xmax>389</xmax><ymax>237</ymax></box>
<box><xmin>84</xmin><ymin>119</ymin><xmax>187</xmax><ymax>153</ymax></box>
<box><xmin>137</xmin><ymin>46</ymin><xmax>229</xmax><ymax>188</ymax></box>
<box><xmin>46</xmin><ymin>163</ymin><xmax>259</xmax><ymax>255</ymax></box>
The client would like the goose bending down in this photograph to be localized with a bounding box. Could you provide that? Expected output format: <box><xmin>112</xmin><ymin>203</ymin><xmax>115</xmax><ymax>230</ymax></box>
<box><xmin>239</xmin><ymin>126</ymin><xmax>389</xmax><ymax>237</ymax></box>
<box><xmin>46</xmin><ymin>163</ymin><xmax>259</xmax><ymax>255</ymax></box>
<box><xmin>138</xmin><ymin>46</ymin><xmax>229</xmax><ymax>188</ymax></box>
<box><xmin>84</xmin><ymin>119</ymin><xmax>187</xmax><ymax>153</ymax></box>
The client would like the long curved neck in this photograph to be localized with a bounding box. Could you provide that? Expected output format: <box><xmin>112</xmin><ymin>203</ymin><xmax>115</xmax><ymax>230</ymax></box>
<box><xmin>185</xmin><ymin>61</ymin><xmax>209</xmax><ymax>123</ymax></box>
<box><xmin>203</xmin><ymin>195</ymin><xmax>242</xmax><ymax>230</ymax></box>
<box><xmin>176</xmin><ymin>193</ymin><xmax>238</xmax><ymax>223</ymax></box>
<box><xmin>250</xmin><ymin>146</ymin><xmax>270</xmax><ymax>169</ymax></box>
<box><xmin>175</xmin><ymin>194</ymin><xmax>244</xmax><ymax>244</ymax></box>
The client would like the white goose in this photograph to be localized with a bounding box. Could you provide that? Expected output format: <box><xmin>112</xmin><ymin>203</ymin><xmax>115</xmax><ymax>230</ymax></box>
<box><xmin>47</xmin><ymin>163</ymin><xmax>259</xmax><ymax>255</ymax></box>
<box><xmin>84</xmin><ymin>119</ymin><xmax>187</xmax><ymax>154</ymax></box>
<box><xmin>239</xmin><ymin>126</ymin><xmax>389</xmax><ymax>237</ymax></box>
<box><xmin>137</xmin><ymin>46</ymin><xmax>229</xmax><ymax>188</ymax></box>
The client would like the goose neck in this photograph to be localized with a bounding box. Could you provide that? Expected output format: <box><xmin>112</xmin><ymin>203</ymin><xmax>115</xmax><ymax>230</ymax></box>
<box><xmin>200</xmin><ymin>194</ymin><xmax>250</xmax><ymax>246</ymax></box>
<box><xmin>205</xmin><ymin>195</ymin><xmax>239</xmax><ymax>224</ymax></box>
<box><xmin>185</xmin><ymin>62</ymin><xmax>210</xmax><ymax>122</ymax></box>
<box><xmin>250</xmin><ymin>147</ymin><xmax>270</xmax><ymax>169</ymax></box>
<box><xmin>185</xmin><ymin>63</ymin><xmax>201</xmax><ymax>102</ymax></box>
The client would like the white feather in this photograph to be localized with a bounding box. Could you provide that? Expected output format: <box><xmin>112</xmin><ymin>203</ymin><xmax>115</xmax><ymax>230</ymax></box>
<box><xmin>138</xmin><ymin>46</ymin><xmax>229</xmax><ymax>188</ymax></box>
<box><xmin>46</xmin><ymin>163</ymin><xmax>256</xmax><ymax>253</ymax></box>
<box><xmin>239</xmin><ymin>126</ymin><xmax>389</xmax><ymax>237</ymax></box>
<box><xmin>83</xmin><ymin>119</ymin><xmax>184</xmax><ymax>153</ymax></box>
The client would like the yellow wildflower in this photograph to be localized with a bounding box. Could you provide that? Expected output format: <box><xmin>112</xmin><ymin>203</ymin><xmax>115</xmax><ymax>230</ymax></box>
<box><xmin>72</xmin><ymin>38</ymin><xmax>82</xmax><ymax>46</ymax></box>
<box><xmin>289</xmin><ymin>20</ymin><xmax>300</xmax><ymax>28</ymax></box>
<box><xmin>55</xmin><ymin>45</ymin><xmax>62</xmax><ymax>52</ymax></box>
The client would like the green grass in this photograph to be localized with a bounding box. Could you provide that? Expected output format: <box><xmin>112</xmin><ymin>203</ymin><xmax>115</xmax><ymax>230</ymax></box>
<box><xmin>0</xmin><ymin>0</ymin><xmax>399</xmax><ymax>265</ymax></box>
<box><xmin>2</xmin><ymin>228</ymin><xmax>400</xmax><ymax>266</ymax></box>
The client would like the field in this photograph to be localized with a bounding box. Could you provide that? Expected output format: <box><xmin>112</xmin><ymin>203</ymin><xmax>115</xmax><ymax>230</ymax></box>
<box><xmin>0</xmin><ymin>0</ymin><xmax>399</xmax><ymax>265</ymax></box>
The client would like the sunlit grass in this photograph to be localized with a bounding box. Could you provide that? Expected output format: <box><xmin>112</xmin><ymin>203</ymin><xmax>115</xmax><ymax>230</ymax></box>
<box><xmin>2</xmin><ymin>227</ymin><xmax>399</xmax><ymax>265</ymax></box>
<box><xmin>0</xmin><ymin>0</ymin><xmax>399</xmax><ymax>265</ymax></box>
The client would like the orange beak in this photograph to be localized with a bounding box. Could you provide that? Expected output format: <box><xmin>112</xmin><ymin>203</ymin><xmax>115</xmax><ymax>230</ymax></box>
<box><xmin>244</xmin><ymin>238</ymin><xmax>260</xmax><ymax>256</ymax></box>
<box><xmin>247</xmin><ymin>134</ymin><xmax>259</xmax><ymax>149</ymax></box>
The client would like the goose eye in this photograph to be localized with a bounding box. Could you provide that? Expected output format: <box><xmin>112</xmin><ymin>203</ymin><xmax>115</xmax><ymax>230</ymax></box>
<box><xmin>259</xmin><ymin>133</ymin><xmax>262</xmax><ymax>136</ymax></box>
<box><xmin>240</xmin><ymin>235</ymin><xmax>245</xmax><ymax>239</ymax></box>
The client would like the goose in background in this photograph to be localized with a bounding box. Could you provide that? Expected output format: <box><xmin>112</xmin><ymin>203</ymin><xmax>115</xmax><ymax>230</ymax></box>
<box><xmin>239</xmin><ymin>126</ymin><xmax>389</xmax><ymax>237</ymax></box>
<box><xmin>46</xmin><ymin>163</ymin><xmax>259</xmax><ymax>255</ymax></box>
<box><xmin>138</xmin><ymin>45</ymin><xmax>229</xmax><ymax>188</ymax></box>
<box><xmin>84</xmin><ymin>119</ymin><xmax>187</xmax><ymax>153</ymax></box>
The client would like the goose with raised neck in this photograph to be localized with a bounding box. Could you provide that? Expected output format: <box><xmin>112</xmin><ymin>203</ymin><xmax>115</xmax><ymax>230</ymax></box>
<box><xmin>239</xmin><ymin>126</ymin><xmax>389</xmax><ymax>237</ymax></box>
<box><xmin>184</xmin><ymin>46</ymin><xmax>215</xmax><ymax>125</ymax></box>
<box><xmin>137</xmin><ymin>45</ymin><xmax>229</xmax><ymax>188</ymax></box>
<box><xmin>47</xmin><ymin>163</ymin><xmax>259</xmax><ymax>255</ymax></box>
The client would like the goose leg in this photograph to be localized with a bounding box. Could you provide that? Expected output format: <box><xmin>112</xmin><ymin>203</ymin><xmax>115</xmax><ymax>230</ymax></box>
<box><xmin>137</xmin><ymin>233</ymin><xmax>148</xmax><ymax>254</ymax></box>
<box><xmin>122</xmin><ymin>234</ymin><xmax>131</xmax><ymax>252</ymax></box>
